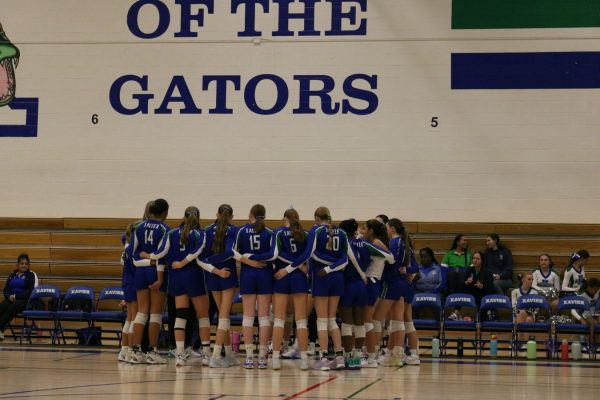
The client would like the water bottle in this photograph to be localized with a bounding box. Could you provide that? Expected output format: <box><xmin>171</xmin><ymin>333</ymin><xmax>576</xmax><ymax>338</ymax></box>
<box><xmin>526</xmin><ymin>336</ymin><xmax>537</xmax><ymax>359</ymax></box>
<box><xmin>561</xmin><ymin>339</ymin><xmax>569</xmax><ymax>360</ymax></box>
<box><xmin>457</xmin><ymin>337</ymin><xmax>464</xmax><ymax>357</ymax></box>
<box><xmin>431</xmin><ymin>336</ymin><xmax>440</xmax><ymax>358</ymax></box>
<box><xmin>571</xmin><ymin>338</ymin><xmax>582</xmax><ymax>360</ymax></box>
<box><xmin>489</xmin><ymin>334</ymin><xmax>498</xmax><ymax>357</ymax></box>
<box><xmin>232</xmin><ymin>332</ymin><xmax>241</xmax><ymax>353</ymax></box>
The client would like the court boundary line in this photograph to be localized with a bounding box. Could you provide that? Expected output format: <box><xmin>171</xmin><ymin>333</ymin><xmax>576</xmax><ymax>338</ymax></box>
<box><xmin>283</xmin><ymin>375</ymin><xmax>338</xmax><ymax>400</ymax></box>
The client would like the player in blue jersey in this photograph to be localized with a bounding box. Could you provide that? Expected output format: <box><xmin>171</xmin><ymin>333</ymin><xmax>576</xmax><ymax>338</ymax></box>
<box><xmin>372</xmin><ymin>218</ymin><xmax>417</xmax><ymax>367</ymax></box>
<box><xmin>129</xmin><ymin>199</ymin><xmax>170</xmax><ymax>364</ymax></box>
<box><xmin>275</xmin><ymin>206</ymin><xmax>348</xmax><ymax>371</ymax></box>
<box><xmin>118</xmin><ymin>201</ymin><xmax>152</xmax><ymax>363</ymax></box>
<box><xmin>246</xmin><ymin>208</ymin><xmax>311</xmax><ymax>370</ymax></box>
<box><xmin>190</xmin><ymin>204</ymin><xmax>263</xmax><ymax>368</ymax></box>
<box><xmin>233</xmin><ymin>204</ymin><xmax>274</xmax><ymax>369</ymax></box>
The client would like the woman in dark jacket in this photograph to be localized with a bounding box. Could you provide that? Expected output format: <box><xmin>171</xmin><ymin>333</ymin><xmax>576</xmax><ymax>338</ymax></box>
<box><xmin>0</xmin><ymin>253</ymin><xmax>36</xmax><ymax>340</ymax></box>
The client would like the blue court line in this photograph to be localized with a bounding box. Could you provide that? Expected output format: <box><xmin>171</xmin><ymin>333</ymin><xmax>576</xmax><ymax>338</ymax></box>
<box><xmin>0</xmin><ymin>346</ymin><xmax>109</xmax><ymax>354</ymax></box>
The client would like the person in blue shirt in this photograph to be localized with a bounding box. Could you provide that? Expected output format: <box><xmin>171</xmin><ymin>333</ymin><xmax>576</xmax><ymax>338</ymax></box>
<box><xmin>338</xmin><ymin>219</ymin><xmax>369</xmax><ymax>369</ymax></box>
<box><xmin>373</xmin><ymin>218</ymin><xmax>418</xmax><ymax>367</ymax></box>
<box><xmin>415</xmin><ymin>247</ymin><xmax>446</xmax><ymax>294</ymax></box>
<box><xmin>118</xmin><ymin>201</ymin><xmax>152</xmax><ymax>362</ymax></box>
<box><xmin>129</xmin><ymin>198</ymin><xmax>170</xmax><ymax>365</ymax></box>
<box><xmin>276</xmin><ymin>206</ymin><xmax>348</xmax><ymax>371</ymax></box>
<box><xmin>0</xmin><ymin>254</ymin><xmax>36</xmax><ymax>341</ymax></box>
<box><xmin>233</xmin><ymin>204</ymin><xmax>274</xmax><ymax>369</ymax></box>
<box><xmin>246</xmin><ymin>208</ymin><xmax>311</xmax><ymax>370</ymax></box>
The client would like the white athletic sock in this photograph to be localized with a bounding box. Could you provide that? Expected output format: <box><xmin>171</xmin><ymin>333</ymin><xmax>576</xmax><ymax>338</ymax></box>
<box><xmin>202</xmin><ymin>341</ymin><xmax>211</xmax><ymax>356</ymax></box>
<box><xmin>121</xmin><ymin>345</ymin><xmax>129</xmax><ymax>351</ymax></box>
<box><xmin>300</xmin><ymin>351</ymin><xmax>308</xmax><ymax>360</ymax></box>
<box><xmin>273</xmin><ymin>351</ymin><xmax>280</xmax><ymax>360</ymax></box>
<box><xmin>176</xmin><ymin>341</ymin><xmax>185</xmax><ymax>355</ymax></box>
<box><xmin>258</xmin><ymin>345</ymin><xmax>267</xmax><ymax>358</ymax></box>
<box><xmin>246</xmin><ymin>345</ymin><xmax>254</xmax><ymax>358</ymax></box>
<box><xmin>225</xmin><ymin>344</ymin><xmax>233</xmax><ymax>357</ymax></box>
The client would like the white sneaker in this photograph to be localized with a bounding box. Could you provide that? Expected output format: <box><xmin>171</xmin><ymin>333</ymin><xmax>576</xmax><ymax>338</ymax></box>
<box><xmin>209</xmin><ymin>357</ymin><xmax>228</xmax><ymax>368</ymax></box>
<box><xmin>118</xmin><ymin>349</ymin><xmax>128</xmax><ymax>362</ymax></box>
<box><xmin>377</xmin><ymin>352</ymin><xmax>391</xmax><ymax>366</ymax></box>
<box><xmin>226</xmin><ymin>353</ymin><xmax>240</xmax><ymax>367</ymax></box>
<box><xmin>175</xmin><ymin>353</ymin><xmax>188</xmax><ymax>367</ymax></box>
<box><xmin>307</xmin><ymin>342</ymin><xmax>317</xmax><ymax>356</ymax></box>
<box><xmin>405</xmin><ymin>354</ymin><xmax>420</xmax><ymax>365</ymax></box>
<box><xmin>363</xmin><ymin>357</ymin><xmax>378</xmax><ymax>368</ymax></box>
<box><xmin>145</xmin><ymin>349</ymin><xmax>167</xmax><ymax>364</ymax></box>
<box><xmin>271</xmin><ymin>357</ymin><xmax>281</xmax><ymax>370</ymax></box>
<box><xmin>200</xmin><ymin>354</ymin><xmax>210</xmax><ymax>366</ymax></box>
<box><xmin>186</xmin><ymin>347</ymin><xmax>203</xmax><ymax>359</ymax></box>
<box><xmin>129</xmin><ymin>349</ymin><xmax>146</xmax><ymax>364</ymax></box>
<box><xmin>282</xmin><ymin>347</ymin><xmax>300</xmax><ymax>359</ymax></box>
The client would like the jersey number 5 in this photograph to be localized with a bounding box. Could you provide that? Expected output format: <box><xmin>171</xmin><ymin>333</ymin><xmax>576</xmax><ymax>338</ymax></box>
<box><xmin>250</xmin><ymin>235</ymin><xmax>261</xmax><ymax>251</ymax></box>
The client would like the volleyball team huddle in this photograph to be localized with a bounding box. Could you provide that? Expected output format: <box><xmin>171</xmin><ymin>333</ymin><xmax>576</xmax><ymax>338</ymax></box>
<box><xmin>118</xmin><ymin>199</ymin><xmax>420</xmax><ymax>371</ymax></box>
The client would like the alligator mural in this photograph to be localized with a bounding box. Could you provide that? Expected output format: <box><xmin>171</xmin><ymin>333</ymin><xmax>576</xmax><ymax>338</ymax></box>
<box><xmin>0</xmin><ymin>23</ymin><xmax>20</xmax><ymax>107</ymax></box>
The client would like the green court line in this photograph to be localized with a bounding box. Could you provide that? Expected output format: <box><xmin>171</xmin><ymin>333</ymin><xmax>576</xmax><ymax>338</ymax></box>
<box><xmin>345</xmin><ymin>377</ymin><xmax>382</xmax><ymax>399</ymax></box>
<box><xmin>452</xmin><ymin>0</ymin><xmax>600</xmax><ymax>29</ymax></box>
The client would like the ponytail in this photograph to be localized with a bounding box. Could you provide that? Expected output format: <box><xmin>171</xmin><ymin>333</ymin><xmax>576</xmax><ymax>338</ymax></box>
<box><xmin>181</xmin><ymin>206</ymin><xmax>200</xmax><ymax>246</ymax></box>
<box><xmin>388</xmin><ymin>218</ymin><xmax>412</xmax><ymax>268</ymax></box>
<box><xmin>284</xmin><ymin>208</ymin><xmax>305</xmax><ymax>243</ymax></box>
<box><xmin>250</xmin><ymin>204</ymin><xmax>266</xmax><ymax>233</ymax></box>
<box><xmin>566</xmin><ymin>249</ymin><xmax>590</xmax><ymax>269</ymax></box>
<box><xmin>212</xmin><ymin>204</ymin><xmax>233</xmax><ymax>254</ymax></box>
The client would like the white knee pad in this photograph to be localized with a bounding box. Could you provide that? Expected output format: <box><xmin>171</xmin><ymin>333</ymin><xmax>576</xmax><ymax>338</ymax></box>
<box><xmin>317</xmin><ymin>318</ymin><xmax>328</xmax><ymax>332</ymax></box>
<box><xmin>353</xmin><ymin>325</ymin><xmax>366</xmax><ymax>339</ymax></box>
<box><xmin>128</xmin><ymin>322</ymin><xmax>135</xmax><ymax>334</ymax></box>
<box><xmin>364</xmin><ymin>322</ymin><xmax>374</xmax><ymax>333</ymax></box>
<box><xmin>259</xmin><ymin>316</ymin><xmax>271</xmax><ymax>327</ymax></box>
<box><xmin>405</xmin><ymin>321</ymin><xmax>416</xmax><ymax>334</ymax></box>
<box><xmin>242</xmin><ymin>315</ymin><xmax>254</xmax><ymax>328</ymax></box>
<box><xmin>295</xmin><ymin>319</ymin><xmax>307</xmax><ymax>330</ymax></box>
<box><xmin>285</xmin><ymin>314</ymin><xmax>294</xmax><ymax>323</ymax></box>
<box><xmin>328</xmin><ymin>318</ymin><xmax>339</xmax><ymax>332</ymax></box>
<box><xmin>149</xmin><ymin>313</ymin><xmax>162</xmax><ymax>325</ymax></box>
<box><xmin>389</xmin><ymin>320</ymin><xmax>405</xmax><ymax>333</ymax></box>
<box><xmin>122</xmin><ymin>321</ymin><xmax>131</xmax><ymax>335</ymax></box>
<box><xmin>198</xmin><ymin>317</ymin><xmax>211</xmax><ymax>329</ymax></box>
<box><xmin>174</xmin><ymin>318</ymin><xmax>187</xmax><ymax>330</ymax></box>
<box><xmin>341</xmin><ymin>323</ymin><xmax>353</xmax><ymax>337</ymax></box>
<box><xmin>273</xmin><ymin>318</ymin><xmax>285</xmax><ymax>329</ymax></box>
<box><xmin>372</xmin><ymin>320</ymin><xmax>382</xmax><ymax>333</ymax></box>
<box><xmin>217</xmin><ymin>318</ymin><xmax>230</xmax><ymax>331</ymax></box>
<box><xmin>133</xmin><ymin>313</ymin><xmax>148</xmax><ymax>326</ymax></box>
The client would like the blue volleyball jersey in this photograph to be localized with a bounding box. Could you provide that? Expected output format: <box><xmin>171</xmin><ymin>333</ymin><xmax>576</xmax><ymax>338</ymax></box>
<box><xmin>248</xmin><ymin>227</ymin><xmax>308</xmax><ymax>270</ymax></box>
<box><xmin>131</xmin><ymin>219</ymin><xmax>169</xmax><ymax>267</ymax></box>
<box><xmin>151</xmin><ymin>226</ymin><xmax>205</xmax><ymax>268</ymax></box>
<box><xmin>286</xmin><ymin>224</ymin><xmax>348</xmax><ymax>274</ymax></box>
<box><xmin>345</xmin><ymin>237</ymin><xmax>371</xmax><ymax>282</ymax></box>
<box><xmin>122</xmin><ymin>242</ymin><xmax>136</xmax><ymax>284</ymax></box>
<box><xmin>235</xmin><ymin>224</ymin><xmax>273</xmax><ymax>264</ymax></box>
<box><xmin>199</xmin><ymin>223</ymin><xmax>238</xmax><ymax>269</ymax></box>
<box><xmin>383</xmin><ymin>236</ymin><xmax>418</xmax><ymax>282</ymax></box>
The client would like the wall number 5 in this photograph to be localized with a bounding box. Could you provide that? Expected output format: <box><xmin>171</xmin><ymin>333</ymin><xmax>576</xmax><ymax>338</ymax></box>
<box><xmin>430</xmin><ymin>117</ymin><xmax>438</xmax><ymax>128</ymax></box>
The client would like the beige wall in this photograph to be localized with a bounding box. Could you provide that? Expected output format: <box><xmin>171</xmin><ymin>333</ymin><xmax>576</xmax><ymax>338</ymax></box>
<box><xmin>1</xmin><ymin>1</ymin><xmax>599</xmax><ymax>222</ymax></box>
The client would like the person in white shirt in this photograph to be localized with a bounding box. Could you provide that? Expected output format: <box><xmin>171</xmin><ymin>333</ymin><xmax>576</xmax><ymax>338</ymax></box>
<box><xmin>532</xmin><ymin>253</ymin><xmax>560</xmax><ymax>312</ymax></box>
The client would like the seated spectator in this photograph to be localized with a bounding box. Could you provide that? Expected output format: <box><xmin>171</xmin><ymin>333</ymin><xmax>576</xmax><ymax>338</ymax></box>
<box><xmin>441</xmin><ymin>234</ymin><xmax>472</xmax><ymax>295</ymax></box>
<box><xmin>464</xmin><ymin>251</ymin><xmax>492</xmax><ymax>303</ymax></box>
<box><xmin>571</xmin><ymin>278</ymin><xmax>599</xmax><ymax>326</ymax></box>
<box><xmin>0</xmin><ymin>254</ymin><xmax>36</xmax><ymax>341</ymax></box>
<box><xmin>532</xmin><ymin>253</ymin><xmax>560</xmax><ymax>312</ymax></box>
<box><xmin>561</xmin><ymin>250</ymin><xmax>589</xmax><ymax>296</ymax></box>
<box><xmin>414</xmin><ymin>247</ymin><xmax>446</xmax><ymax>294</ymax></box>
<box><xmin>485</xmin><ymin>233</ymin><xmax>513</xmax><ymax>295</ymax></box>
<box><xmin>511</xmin><ymin>272</ymin><xmax>538</xmax><ymax>342</ymax></box>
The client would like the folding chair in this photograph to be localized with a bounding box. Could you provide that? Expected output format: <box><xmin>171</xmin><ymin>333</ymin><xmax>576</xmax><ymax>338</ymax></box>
<box><xmin>478</xmin><ymin>294</ymin><xmax>514</xmax><ymax>357</ymax></box>
<box><xmin>55</xmin><ymin>286</ymin><xmax>95</xmax><ymax>345</ymax></box>
<box><xmin>514</xmin><ymin>294</ymin><xmax>551</xmax><ymax>357</ymax></box>
<box><xmin>412</xmin><ymin>293</ymin><xmax>442</xmax><ymax>354</ymax></box>
<box><xmin>441</xmin><ymin>293</ymin><xmax>477</xmax><ymax>355</ymax></box>
<box><xmin>554</xmin><ymin>296</ymin><xmax>591</xmax><ymax>359</ymax></box>
<box><xmin>20</xmin><ymin>285</ymin><xmax>61</xmax><ymax>344</ymax></box>
<box><xmin>90</xmin><ymin>287</ymin><xmax>126</xmax><ymax>345</ymax></box>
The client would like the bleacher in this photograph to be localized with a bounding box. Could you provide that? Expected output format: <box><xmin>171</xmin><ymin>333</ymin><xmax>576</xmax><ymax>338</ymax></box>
<box><xmin>0</xmin><ymin>218</ymin><xmax>598</xmax><ymax>346</ymax></box>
